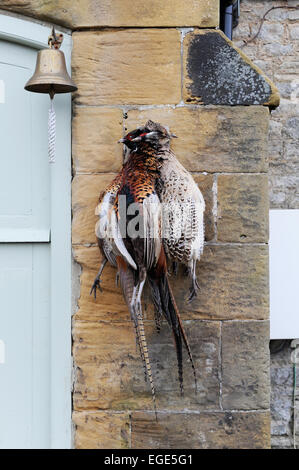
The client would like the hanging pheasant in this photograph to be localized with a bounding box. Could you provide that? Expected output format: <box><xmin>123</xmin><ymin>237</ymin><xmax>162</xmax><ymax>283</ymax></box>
<box><xmin>93</xmin><ymin>121</ymin><xmax>205</xmax><ymax>300</ymax></box>
<box><xmin>120</xmin><ymin>120</ymin><xmax>205</xmax><ymax>301</ymax></box>
<box><xmin>91</xmin><ymin>121</ymin><xmax>204</xmax><ymax>412</ymax></box>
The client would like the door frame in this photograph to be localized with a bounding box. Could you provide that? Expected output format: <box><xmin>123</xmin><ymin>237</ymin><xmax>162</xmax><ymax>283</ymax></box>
<box><xmin>0</xmin><ymin>13</ymin><xmax>72</xmax><ymax>448</ymax></box>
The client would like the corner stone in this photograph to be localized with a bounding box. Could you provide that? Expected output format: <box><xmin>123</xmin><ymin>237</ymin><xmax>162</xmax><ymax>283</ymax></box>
<box><xmin>183</xmin><ymin>29</ymin><xmax>280</xmax><ymax>107</ymax></box>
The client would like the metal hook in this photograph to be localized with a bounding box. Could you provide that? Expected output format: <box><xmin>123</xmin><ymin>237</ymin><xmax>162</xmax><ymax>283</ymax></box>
<box><xmin>48</xmin><ymin>26</ymin><xmax>63</xmax><ymax>50</ymax></box>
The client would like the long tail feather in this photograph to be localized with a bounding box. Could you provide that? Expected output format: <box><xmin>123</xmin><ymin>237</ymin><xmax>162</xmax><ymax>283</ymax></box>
<box><xmin>135</xmin><ymin>310</ymin><xmax>157</xmax><ymax>419</ymax></box>
<box><xmin>166</xmin><ymin>276</ymin><xmax>198</xmax><ymax>393</ymax></box>
<box><xmin>117</xmin><ymin>262</ymin><xmax>147</xmax><ymax>382</ymax></box>
<box><xmin>159</xmin><ymin>275</ymin><xmax>184</xmax><ymax>395</ymax></box>
<box><xmin>147</xmin><ymin>278</ymin><xmax>163</xmax><ymax>333</ymax></box>
<box><xmin>117</xmin><ymin>258</ymin><xmax>157</xmax><ymax>416</ymax></box>
<box><xmin>148</xmin><ymin>273</ymin><xmax>197</xmax><ymax>395</ymax></box>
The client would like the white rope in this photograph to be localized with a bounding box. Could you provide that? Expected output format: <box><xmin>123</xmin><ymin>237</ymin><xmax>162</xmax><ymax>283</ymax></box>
<box><xmin>48</xmin><ymin>97</ymin><xmax>56</xmax><ymax>163</ymax></box>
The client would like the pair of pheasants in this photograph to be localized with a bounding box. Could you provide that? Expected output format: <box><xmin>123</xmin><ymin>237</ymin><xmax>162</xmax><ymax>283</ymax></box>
<box><xmin>91</xmin><ymin>120</ymin><xmax>205</xmax><ymax>413</ymax></box>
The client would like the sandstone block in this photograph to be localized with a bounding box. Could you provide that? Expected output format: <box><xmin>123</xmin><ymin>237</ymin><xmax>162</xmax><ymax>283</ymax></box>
<box><xmin>73</xmin><ymin>411</ymin><xmax>130</xmax><ymax>449</ymax></box>
<box><xmin>72</xmin><ymin>30</ymin><xmax>181</xmax><ymax>105</ymax></box>
<box><xmin>222</xmin><ymin>321</ymin><xmax>270</xmax><ymax>410</ymax></box>
<box><xmin>217</xmin><ymin>174</ymin><xmax>269</xmax><ymax>242</ymax></box>
<box><xmin>73</xmin><ymin>320</ymin><xmax>220</xmax><ymax>411</ymax></box>
<box><xmin>131</xmin><ymin>410</ymin><xmax>270</xmax><ymax>448</ymax></box>
<box><xmin>0</xmin><ymin>0</ymin><xmax>219</xmax><ymax>28</ymax></box>
<box><xmin>72</xmin><ymin>107</ymin><xmax>123</xmax><ymax>173</ymax></box>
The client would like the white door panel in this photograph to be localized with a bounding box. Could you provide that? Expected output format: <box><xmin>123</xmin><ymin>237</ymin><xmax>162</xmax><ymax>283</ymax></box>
<box><xmin>0</xmin><ymin>40</ymin><xmax>50</xmax><ymax>235</ymax></box>
<box><xmin>0</xmin><ymin>16</ymin><xmax>72</xmax><ymax>448</ymax></box>
<box><xmin>0</xmin><ymin>244</ymin><xmax>50</xmax><ymax>448</ymax></box>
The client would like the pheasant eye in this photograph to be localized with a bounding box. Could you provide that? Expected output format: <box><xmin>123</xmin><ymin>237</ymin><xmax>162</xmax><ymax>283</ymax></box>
<box><xmin>126</xmin><ymin>132</ymin><xmax>135</xmax><ymax>141</ymax></box>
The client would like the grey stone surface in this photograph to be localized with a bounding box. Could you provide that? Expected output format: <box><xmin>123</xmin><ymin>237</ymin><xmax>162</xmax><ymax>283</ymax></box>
<box><xmin>270</xmin><ymin>341</ymin><xmax>299</xmax><ymax>449</ymax></box>
<box><xmin>184</xmin><ymin>30</ymin><xmax>274</xmax><ymax>105</ymax></box>
<box><xmin>234</xmin><ymin>0</ymin><xmax>299</xmax><ymax>209</ymax></box>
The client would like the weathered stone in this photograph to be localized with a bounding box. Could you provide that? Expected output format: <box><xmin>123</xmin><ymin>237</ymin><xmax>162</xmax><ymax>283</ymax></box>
<box><xmin>73</xmin><ymin>319</ymin><xmax>220</xmax><ymax>411</ymax></box>
<box><xmin>131</xmin><ymin>411</ymin><xmax>271</xmax><ymax>448</ymax></box>
<box><xmin>288</xmin><ymin>9</ymin><xmax>299</xmax><ymax>21</ymax></box>
<box><xmin>284</xmin><ymin>117</ymin><xmax>299</xmax><ymax>140</ymax></box>
<box><xmin>72</xmin><ymin>174</ymin><xmax>117</xmax><ymax>245</ymax></box>
<box><xmin>289</xmin><ymin>24</ymin><xmax>299</xmax><ymax>40</ymax></box>
<box><xmin>259</xmin><ymin>23</ymin><xmax>284</xmax><ymax>42</ymax></box>
<box><xmin>271</xmin><ymin>99</ymin><xmax>298</xmax><ymax>120</ymax></box>
<box><xmin>72</xmin><ymin>246</ymin><xmax>130</xmax><ymax>322</ymax></box>
<box><xmin>183</xmin><ymin>30</ymin><xmax>279</xmax><ymax>107</ymax></box>
<box><xmin>266</xmin><ymin>4</ymin><xmax>293</xmax><ymax>21</ymax></box>
<box><xmin>231</xmin><ymin>22</ymin><xmax>251</xmax><ymax>42</ymax></box>
<box><xmin>171</xmin><ymin>245</ymin><xmax>269</xmax><ymax>320</ymax></box>
<box><xmin>73</xmin><ymin>411</ymin><xmax>130</xmax><ymax>449</ymax></box>
<box><xmin>217</xmin><ymin>174</ymin><xmax>269</xmax><ymax>243</ymax></box>
<box><xmin>269</xmin><ymin>174</ymin><xmax>299</xmax><ymax>209</ymax></box>
<box><xmin>72</xmin><ymin>107</ymin><xmax>123</xmax><ymax>173</ymax></box>
<box><xmin>0</xmin><ymin>0</ymin><xmax>219</xmax><ymax>28</ymax></box>
<box><xmin>126</xmin><ymin>106</ymin><xmax>269</xmax><ymax>173</ymax></box>
<box><xmin>271</xmin><ymin>435</ymin><xmax>294</xmax><ymax>449</ymax></box>
<box><xmin>270</xmin><ymin>340</ymin><xmax>298</xmax><ymax>448</ymax></box>
<box><xmin>279</xmin><ymin>59</ymin><xmax>299</xmax><ymax>74</ymax></box>
<box><xmin>275</xmin><ymin>81</ymin><xmax>294</xmax><ymax>100</ymax></box>
<box><xmin>72</xmin><ymin>30</ymin><xmax>181</xmax><ymax>105</ymax></box>
<box><xmin>263</xmin><ymin>43</ymin><xmax>293</xmax><ymax>57</ymax></box>
<box><xmin>222</xmin><ymin>321</ymin><xmax>270</xmax><ymax>410</ymax></box>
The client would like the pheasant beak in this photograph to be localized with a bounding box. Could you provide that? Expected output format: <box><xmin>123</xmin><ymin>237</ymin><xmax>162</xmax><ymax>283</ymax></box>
<box><xmin>171</xmin><ymin>133</ymin><xmax>178</xmax><ymax>138</ymax></box>
<box><xmin>118</xmin><ymin>138</ymin><xmax>125</xmax><ymax>143</ymax></box>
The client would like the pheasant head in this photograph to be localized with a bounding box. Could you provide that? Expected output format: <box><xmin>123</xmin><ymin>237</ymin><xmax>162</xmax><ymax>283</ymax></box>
<box><xmin>119</xmin><ymin>120</ymin><xmax>177</xmax><ymax>153</ymax></box>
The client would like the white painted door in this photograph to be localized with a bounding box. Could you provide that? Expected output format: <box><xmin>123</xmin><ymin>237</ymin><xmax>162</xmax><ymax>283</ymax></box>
<box><xmin>0</xmin><ymin>37</ymin><xmax>51</xmax><ymax>449</ymax></box>
<box><xmin>0</xmin><ymin>17</ymin><xmax>72</xmax><ymax>449</ymax></box>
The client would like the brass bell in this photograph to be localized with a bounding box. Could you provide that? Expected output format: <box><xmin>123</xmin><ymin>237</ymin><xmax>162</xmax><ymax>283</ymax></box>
<box><xmin>24</xmin><ymin>27</ymin><xmax>77</xmax><ymax>98</ymax></box>
<box><xmin>24</xmin><ymin>27</ymin><xmax>77</xmax><ymax>164</ymax></box>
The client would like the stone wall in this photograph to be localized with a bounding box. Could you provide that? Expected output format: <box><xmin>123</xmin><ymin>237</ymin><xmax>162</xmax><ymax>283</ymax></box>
<box><xmin>70</xmin><ymin>19</ymin><xmax>276</xmax><ymax>448</ymax></box>
<box><xmin>234</xmin><ymin>0</ymin><xmax>299</xmax><ymax>209</ymax></box>
<box><xmin>72</xmin><ymin>102</ymin><xmax>272</xmax><ymax>448</ymax></box>
<box><xmin>234</xmin><ymin>0</ymin><xmax>299</xmax><ymax>449</ymax></box>
<box><xmin>1</xmin><ymin>0</ymin><xmax>280</xmax><ymax>449</ymax></box>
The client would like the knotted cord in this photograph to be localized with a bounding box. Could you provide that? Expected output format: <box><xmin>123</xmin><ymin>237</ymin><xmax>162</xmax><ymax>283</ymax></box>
<box><xmin>48</xmin><ymin>97</ymin><xmax>56</xmax><ymax>164</ymax></box>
